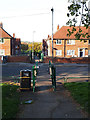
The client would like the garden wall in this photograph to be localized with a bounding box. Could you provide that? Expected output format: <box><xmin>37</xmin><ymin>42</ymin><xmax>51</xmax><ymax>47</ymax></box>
<box><xmin>0</xmin><ymin>55</ymin><xmax>89</xmax><ymax>63</ymax></box>
<box><xmin>43</xmin><ymin>57</ymin><xmax>90</xmax><ymax>64</ymax></box>
<box><xmin>7</xmin><ymin>56</ymin><xmax>30</xmax><ymax>63</ymax></box>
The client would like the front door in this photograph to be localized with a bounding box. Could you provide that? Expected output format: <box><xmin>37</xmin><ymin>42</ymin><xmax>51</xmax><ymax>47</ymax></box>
<box><xmin>78</xmin><ymin>48</ymin><xmax>85</xmax><ymax>57</ymax></box>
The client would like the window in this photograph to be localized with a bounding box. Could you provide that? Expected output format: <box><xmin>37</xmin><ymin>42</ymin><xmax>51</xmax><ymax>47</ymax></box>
<box><xmin>0</xmin><ymin>49</ymin><xmax>5</xmax><ymax>55</ymax></box>
<box><xmin>56</xmin><ymin>40</ymin><xmax>62</xmax><ymax>45</ymax></box>
<box><xmin>67</xmin><ymin>50</ymin><xmax>75</xmax><ymax>55</ymax></box>
<box><xmin>0</xmin><ymin>38</ymin><xmax>4</xmax><ymax>44</ymax></box>
<box><xmin>15</xmin><ymin>45</ymin><xmax>19</xmax><ymax>48</ymax></box>
<box><xmin>88</xmin><ymin>50</ymin><xmax>90</xmax><ymax>55</ymax></box>
<box><xmin>67</xmin><ymin>40</ymin><xmax>75</xmax><ymax>45</ymax></box>
<box><xmin>56</xmin><ymin>50</ymin><xmax>62</xmax><ymax>56</ymax></box>
<box><xmin>15</xmin><ymin>50</ymin><xmax>18</xmax><ymax>55</ymax></box>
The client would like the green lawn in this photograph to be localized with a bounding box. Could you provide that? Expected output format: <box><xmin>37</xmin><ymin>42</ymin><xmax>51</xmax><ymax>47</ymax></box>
<box><xmin>64</xmin><ymin>82</ymin><xmax>90</xmax><ymax>113</ymax></box>
<box><xmin>1</xmin><ymin>81</ymin><xmax>90</xmax><ymax>118</ymax></box>
<box><xmin>1</xmin><ymin>83</ymin><xmax>20</xmax><ymax>119</ymax></box>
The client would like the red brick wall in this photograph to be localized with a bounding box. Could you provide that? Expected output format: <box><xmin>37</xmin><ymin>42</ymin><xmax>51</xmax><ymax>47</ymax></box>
<box><xmin>0</xmin><ymin>38</ymin><xmax>11</xmax><ymax>55</ymax></box>
<box><xmin>7</xmin><ymin>56</ymin><xmax>30</xmax><ymax>63</ymax></box>
<box><xmin>0</xmin><ymin>55</ymin><xmax>89</xmax><ymax>63</ymax></box>
<box><xmin>50</xmin><ymin>40</ymin><xmax>89</xmax><ymax>57</ymax></box>
<box><xmin>43</xmin><ymin>57</ymin><xmax>90</xmax><ymax>64</ymax></box>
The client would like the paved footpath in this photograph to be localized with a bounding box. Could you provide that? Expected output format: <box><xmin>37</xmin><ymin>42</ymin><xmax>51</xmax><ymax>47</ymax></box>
<box><xmin>16</xmin><ymin>63</ymin><xmax>88</xmax><ymax>119</ymax></box>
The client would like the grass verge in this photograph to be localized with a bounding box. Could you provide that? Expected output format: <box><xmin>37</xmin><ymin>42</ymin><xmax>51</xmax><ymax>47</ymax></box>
<box><xmin>64</xmin><ymin>82</ymin><xmax>90</xmax><ymax>113</ymax></box>
<box><xmin>1</xmin><ymin>83</ymin><xmax>20</xmax><ymax>119</ymax></box>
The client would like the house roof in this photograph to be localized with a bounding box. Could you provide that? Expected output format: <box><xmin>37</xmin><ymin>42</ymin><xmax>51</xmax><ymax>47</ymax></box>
<box><xmin>0</xmin><ymin>27</ymin><xmax>12</xmax><ymax>38</ymax></box>
<box><xmin>50</xmin><ymin>26</ymin><xmax>89</xmax><ymax>40</ymax></box>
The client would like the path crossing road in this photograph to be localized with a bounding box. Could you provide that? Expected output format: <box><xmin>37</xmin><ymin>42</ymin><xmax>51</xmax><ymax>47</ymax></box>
<box><xmin>16</xmin><ymin>63</ymin><xmax>88</xmax><ymax>118</ymax></box>
<box><xmin>0</xmin><ymin>63</ymin><xmax>88</xmax><ymax>82</ymax></box>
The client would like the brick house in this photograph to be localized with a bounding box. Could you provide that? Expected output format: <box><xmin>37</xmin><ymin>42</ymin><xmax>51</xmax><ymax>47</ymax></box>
<box><xmin>42</xmin><ymin>39</ymin><xmax>48</xmax><ymax>56</ymax></box>
<box><xmin>47</xmin><ymin>25</ymin><xmax>90</xmax><ymax>58</ymax></box>
<box><xmin>0</xmin><ymin>23</ymin><xmax>21</xmax><ymax>56</ymax></box>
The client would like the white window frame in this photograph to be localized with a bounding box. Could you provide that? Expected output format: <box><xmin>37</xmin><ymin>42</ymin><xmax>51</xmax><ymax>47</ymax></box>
<box><xmin>56</xmin><ymin>40</ymin><xmax>62</xmax><ymax>45</ymax></box>
<box><xmin>0</xmin><ymin>38</ymin><xmax>4</xmax><ymax>44</ymax></box>
<box><xmin>88</xmin><ymin>50</ymin><xmax>90</xmax><ymax>55</ymax></box>
<box><xmin>56</xmin><ymin>50</ymin><xmax>62</xmax><ymax>56</ymax></box>
<box><xmin>67</xmin><ymin>40</ymin><xmax>75</xmax><ymax>45</ymax></box>
<box><xmin>67</xmin><ymin>50</ymin><xmax>75</xmax><ymax>56</ymax></box>
<box><xmin>67</xmin><ymin>50</ymin><xmax>71</xmax><ymax>55</ymax></box>
<box><xmin>0</xmin><ymin>49</ymin><xmax>5</xmax><ymax>55</ymax></box>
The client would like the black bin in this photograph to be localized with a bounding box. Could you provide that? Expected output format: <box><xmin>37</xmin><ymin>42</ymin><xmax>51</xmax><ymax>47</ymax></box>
<box><xmin>20</xmin><ymin>70</ymin><xmax>31</xmax><ymax>90</ymax></box>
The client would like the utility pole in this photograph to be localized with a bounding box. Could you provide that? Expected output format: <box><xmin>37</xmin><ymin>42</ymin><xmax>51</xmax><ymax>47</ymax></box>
<box><xmin>51</xmin><ymin>7</ymin><xmax>54</xmax><ymax>63</ymax></box>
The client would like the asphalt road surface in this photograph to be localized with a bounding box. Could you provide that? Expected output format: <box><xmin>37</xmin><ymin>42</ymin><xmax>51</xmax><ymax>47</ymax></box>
<box><xmin>0</xmin><ymin>62</ymin><xmax>88</xmax><ymax>82</ymax></box>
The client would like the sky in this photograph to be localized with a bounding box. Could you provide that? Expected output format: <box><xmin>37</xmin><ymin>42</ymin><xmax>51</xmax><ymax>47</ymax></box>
<box><xmin>0</xmin><ymin>0</ymin><xmax>70</xmax><ymax>42</ymax></box>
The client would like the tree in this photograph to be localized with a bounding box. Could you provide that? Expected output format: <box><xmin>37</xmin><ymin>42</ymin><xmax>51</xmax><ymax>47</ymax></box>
<box><xmin>21</xmin><ymin>44</ymin><xmax>28</xmax><ymax>51</ymax></box>
<box><xmin>21</xmin><ymin>44</ymin><xmax>29</xmax><ymax>54</ymax></box>
<box><xmin>66</xmin><ymin>0</ymin><xmax>90</xmax><ymax>40</ymax></box>
<box><xmin>28</xmin><ymin>42</ymin><xmax>42</xmax><ymax>53</ymax></box>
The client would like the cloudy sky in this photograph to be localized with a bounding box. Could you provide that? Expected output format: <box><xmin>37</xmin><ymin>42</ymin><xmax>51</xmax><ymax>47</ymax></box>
<box><xmin>0</xmin><ymin>0</ymin><xmax>70</xmax><ymax>42</ymax></box>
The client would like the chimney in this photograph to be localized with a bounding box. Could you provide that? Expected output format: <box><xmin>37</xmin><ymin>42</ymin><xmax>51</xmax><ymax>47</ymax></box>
<box><xmin>57</xmin><ymin>24</ymin><xmax>59</xmax><ymax>30</ymax></box>
<box><xmin>13</xmin><ymin>33</ymin><xmax>15</xmax><ymax>38</ymax></box>
<box><xmin>0</xmin><ymin>22</ymin><xmax>3</xmax><ymax>28</ymax></box>
<box><xmin>48</xmin><ymin>35</ymin><xmax>50</xmax><ymax>38</ymax></box>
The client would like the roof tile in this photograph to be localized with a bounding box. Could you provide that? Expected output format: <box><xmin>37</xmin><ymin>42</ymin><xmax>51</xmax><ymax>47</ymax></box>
<box><xmin>0</xmin><ymin>27</ymin><xmax>12</xmax><ymax>38</ymax></box>
<box><xmin>53</xmin><ymin>26</ymin><xmax>89</xmax><ymax>40</ymax></box>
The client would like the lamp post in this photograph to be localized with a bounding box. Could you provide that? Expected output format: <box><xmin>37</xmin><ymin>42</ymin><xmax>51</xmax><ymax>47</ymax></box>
<box><xmin>32</xmin><ymin>31</ymin><xmax>36</xmax><ymax>59</ymax></box>
<box><xmin>51</xmin><ymin>7</ymin><xmax>54</xmax><ymax>63</ymax></box>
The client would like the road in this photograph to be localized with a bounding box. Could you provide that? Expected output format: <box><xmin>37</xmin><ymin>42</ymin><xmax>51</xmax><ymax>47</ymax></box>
<box><xmin>0</xmin><ymin>62</ymin><xmax>88</xmax><ymax>82</ymax></box>
<box><xmin>16</xmin><ymin>63</ymin><xmax>88</xmax><ymax>118</ymax></box>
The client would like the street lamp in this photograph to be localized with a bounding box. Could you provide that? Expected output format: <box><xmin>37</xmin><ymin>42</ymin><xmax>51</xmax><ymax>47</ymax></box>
<box><xmin>32</xmin><ymin>31</ymin><xmax>36</xmax><ymax>59</ymax></box>
<box><xmin>51</xmin><ymin>7</ymin><xmax>54</xmax><ymax>62</ymax></box>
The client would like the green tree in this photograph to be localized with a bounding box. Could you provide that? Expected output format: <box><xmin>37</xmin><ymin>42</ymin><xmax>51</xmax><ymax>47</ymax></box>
<box><xmin>67</xmin><ymin>0</ymin><xmax>89</xmax><ymax>40</ymax></box>
<box><xmin>28</xmin><ymin>42</ymin><xmax>42</xmax><ymax>53</ymax></box>
<box><xmin>21</xmin><ymin>44</ymin><xmax>28</xmax><ymax>50</ymax></box>
<box><xmin>21</xmin><ymin>44</ymin><xmax>29</xmax><ymax>54</ymax></box>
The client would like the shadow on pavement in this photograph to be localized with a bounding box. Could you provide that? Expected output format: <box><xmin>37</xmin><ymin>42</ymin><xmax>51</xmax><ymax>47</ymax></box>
<box><xmin>36</xmin><ymin>85</ymin><xmax>52</xmax><ymax>92</ymax></box>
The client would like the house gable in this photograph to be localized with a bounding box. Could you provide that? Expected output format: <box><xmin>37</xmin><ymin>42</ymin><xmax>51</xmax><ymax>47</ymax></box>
<box><xmin>0</xmin><ymin>27</ymin><xmax>12</xmax><ymax>38</ymax></box>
